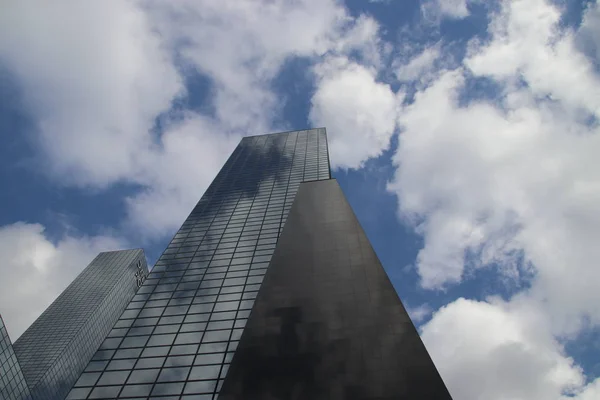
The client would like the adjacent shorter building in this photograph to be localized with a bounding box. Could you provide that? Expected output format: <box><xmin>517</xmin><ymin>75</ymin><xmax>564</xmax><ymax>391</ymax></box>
<box><xmin>11</xmin><ymin>250</ymin><xmax>148</xmax><ymax>400</ymax></box>
<box><xmin>0</xmin><ymin>315</ymin><xmax>31</xmax><ymax>400</ymax></box>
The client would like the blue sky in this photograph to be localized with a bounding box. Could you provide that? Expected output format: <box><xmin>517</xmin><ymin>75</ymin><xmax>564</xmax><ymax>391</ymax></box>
<box><xmin>2</xmin><ymin>0</ymin><xmax>600</xmax><ymax>398</ymax></box>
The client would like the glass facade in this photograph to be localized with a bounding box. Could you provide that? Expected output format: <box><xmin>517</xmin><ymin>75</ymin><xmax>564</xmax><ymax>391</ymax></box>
<box><xmin>0</xmin><ymin>315</ymin><xmax>32</xmax><ymax>400</ymax></box>
<box><xmin>68</xmin><ymin>128</ymin><xmax>330</xmax><ymax>399</ymax></box>
<box><xmin>13</xmin><ymin>250</ymin><xmax>148</xmax><ymax>400</ymax></box>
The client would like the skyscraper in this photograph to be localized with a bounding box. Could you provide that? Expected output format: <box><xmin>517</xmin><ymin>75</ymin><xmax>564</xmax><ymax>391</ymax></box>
<box><xmin>67</xmin><ymin>128</ymin><xmax>452</xmax><ymax>399</ymax></box>
<box><xmin>11</xmin><ymin>250</ymin><xmax>148</xmax><ymax>400</ymax></box>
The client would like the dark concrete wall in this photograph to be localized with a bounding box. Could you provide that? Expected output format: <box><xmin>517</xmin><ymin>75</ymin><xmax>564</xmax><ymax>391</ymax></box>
<box><xmin>218</xmin><ymin>179</ymin><xmax>452</xmax><ymax>400</ymax></box>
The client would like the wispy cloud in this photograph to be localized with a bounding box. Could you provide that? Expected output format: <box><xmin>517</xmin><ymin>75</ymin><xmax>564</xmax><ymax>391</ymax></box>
<box><xmin>407</xmin><ymin>302</ymin><xmax>433</xmax><ymax>323</ymax></box>
<box><xmin>421</xmin><ymin>0</ymin><xmax>474</xmax><ymax>22</ymax></box>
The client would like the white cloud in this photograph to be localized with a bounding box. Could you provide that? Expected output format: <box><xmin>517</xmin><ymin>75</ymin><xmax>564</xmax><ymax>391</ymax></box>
<box><xmin>406</xmin><ymin>302</ymin><xmax>433</xmax><ymax>323</ymax></box>
<box><xmin>0</xmin><ymin>0</ymin><xmax>183</xmax><ymax>187</ymax></box>
<box><xmin>146</xmin><ymin>0</ymin><xmax>372</xmax><ymax>132</ymax></box>
<box><xmin>421</xmin><ymin>298</ymin><xmax>600</xmax><ymax>400</ymax></box>
<box><xmin>0</xmin><ymin>222</ymin><xmax>124</xmax><ymax>340</ymax></box>
<box><xmin>332</xmin><ymin>14</ymin><xmax>387</xmax><ymax>68</ymax></box>
<box><xmin>421</xmin><ymin>0</ymin><xmax>472</xmax><ymax>22</ymax></box>
<box><xmin>388</xmin><ymin>0</ymin><xmax>600</xmax><ymax>340</ymax></box>
<box><xmin>310</xmin><ymin>57</ymin><xmax>399</xmax><ymax>169</ymax></box>
<box><xmin>466</xmin><ymin>0</ymin><xmax>600</xmax><ymax>116</ymax></box>
<box><xmin>0</xmin><ymin>0</ymin><xmax>384</xmax><ymax>240</ymax></box>
<box><xmin>394</xmin><ymin>44</ymin><xmax>441</xmax><ymax>82</ymax></box>
<box><xmin>385</xmin><ymin>1</ymin><xmax>600</xmax><ymax>397</ymax></box>
<box><xmin>573</xmin><ymin>378</ymin><xmax>600</xmax><ymax>400</ymax></box>
<box><xmin>134</xmin><ymin>0</ymin><xmax>384</xmax><ymax>234</ymax></box>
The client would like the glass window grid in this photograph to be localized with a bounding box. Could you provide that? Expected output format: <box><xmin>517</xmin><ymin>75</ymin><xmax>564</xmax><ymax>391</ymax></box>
<box><xmin>0</xmin><ymin>316</ymin><xmax>32</xmax><ymax>400</ymax></box>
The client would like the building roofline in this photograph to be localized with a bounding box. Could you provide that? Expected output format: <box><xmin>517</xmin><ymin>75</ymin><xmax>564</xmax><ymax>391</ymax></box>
<box><xmin>241</xmin><ymin>127</ymin><xmax>327</xmax><ymax>139</ymax></box>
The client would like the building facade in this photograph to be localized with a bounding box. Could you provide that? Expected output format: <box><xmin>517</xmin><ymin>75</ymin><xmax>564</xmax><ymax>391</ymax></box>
<box><xmin>0</xmin><ymin>315</ymin><xmax>32</xmax><ymax>400</ymax></box>
<box><xmin>219</xmin><ymin>179</ymin><xmax>452</xmax><ymax>399</ymax></box>
<box><xmin>66</xmin><ymin>128</ymin><xmax>451</xmax><ymax>400</ymax></box>
<box><xmin>12</xmin><ymin>250</ymin><xmax>148</xmax><ymax>400</ymax></box>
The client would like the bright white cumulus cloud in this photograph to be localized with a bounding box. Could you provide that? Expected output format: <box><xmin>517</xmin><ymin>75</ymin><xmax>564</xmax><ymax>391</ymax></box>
<box><xmin>387</xmin><ymin>1</ymin><xmax>600</xmax><ymax>397</ymax></box>
<box><xmin>310</xmin><ymin>57</ymin><xmax>399</xmax><ymax>169</ymax></box>
<box><xmin>390</xmin><ymin>0</ymin><xmax>600</xmax><ymax>322</ymax></box>
<box><xmin>421</xmin><ymin>298</ymin><xmax>600</xmax><ymax>400</ymax></box>
<box><xmin>0</xmin><ymin>0</ymin><xmax>183</xmax><ymax>187</ymax></box>
<box><xmin>0</xmin><ymin>0</ymin><xmax>385</xmax><ymax>241</ymax></box>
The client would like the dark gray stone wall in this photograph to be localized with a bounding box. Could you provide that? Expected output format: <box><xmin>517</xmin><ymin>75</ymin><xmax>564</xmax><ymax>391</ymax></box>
<box><xmin>218</xmin><ymin>179</ymin><xmax>452</xmax><ymax>400</ymax></box>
